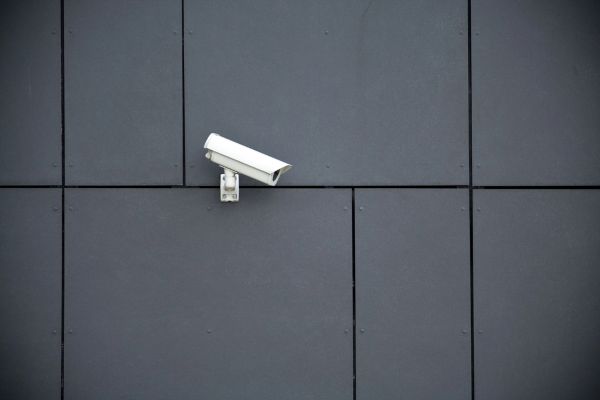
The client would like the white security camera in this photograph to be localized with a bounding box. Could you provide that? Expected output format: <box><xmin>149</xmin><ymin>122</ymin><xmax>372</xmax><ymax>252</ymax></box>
<box><xmin>204</xmin><ymin>133</ymin><xmax>292</xmax><ymax>202</ymax></box>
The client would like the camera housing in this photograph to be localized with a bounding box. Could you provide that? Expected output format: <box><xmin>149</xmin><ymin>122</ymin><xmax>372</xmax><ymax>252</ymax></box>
<box><xmin>204</xmin><ymin>133</ymin><xmax>292</xmax><ymax>202</ymax></box>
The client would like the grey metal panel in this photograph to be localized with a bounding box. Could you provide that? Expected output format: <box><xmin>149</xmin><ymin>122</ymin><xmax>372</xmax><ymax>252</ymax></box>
<box><xmin>185</xmin><ymin>0</ymin><xmax>468</xmax><ymax>186</ymax></box>
<box><xmin>474</xmin><ymin>190</ymin><xmax>600</xmax><ymax>399</ymax></box>
<box><xmin>355</xmin><ymin>189</ymin><xmax>470</xmax><ymax>400</ymax></box>
<box><xmin>0</xmin><ymin>1</ymin><xmax>61</xmax><ymax>185</ymax></box>
<box><xmin>0</xmin><ymin>189</ymin><xmax>62</xmax><ymax>399</ymax></box>
<box><xmin>64</xmin><ymin>0</ymin><xmax>182</xmax><ymax>185</ymax></box>
<box><xmin>65</xmin><ymin>188</ymin><xmax>352</xmax><ymax>399</ymax></box>
<box><xmin>472</xmin><ymin>0</ymin><xmax>600</xmax><ymax>185</ymax></box>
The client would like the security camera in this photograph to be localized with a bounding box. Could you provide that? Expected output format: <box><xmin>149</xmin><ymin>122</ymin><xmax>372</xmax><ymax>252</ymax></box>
<box><xmin>204</xmin><ymin>133</ymin><xmax>292</xmax><ymax>202</ymax></box>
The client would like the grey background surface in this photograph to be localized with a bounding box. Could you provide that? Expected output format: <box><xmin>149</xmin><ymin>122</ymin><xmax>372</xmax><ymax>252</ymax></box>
<box><xmin>1</xmin><ymin>0</ymin><xmax>599</xmax><ymax>399</ymax></box>
<box><xmin>64</xmin><ymin>0</ymin><xmax>182</xmax><ymax>185</ymax></box>
<box><xmin>185</xmin><ymin>0</ymin><xmax>468</xmax><ymax>186</ymax></box>
<box><xmin>0</xmin><ymin>0</ymin><xmax>61</xmax><ymax>185</ymax></box>
<box><xmin>0</xmin><ymin>189</ymin><xmax>62</xmax><ymax>399</ymax></box>
<box><xmin>472</xmin><ymin>0</ymin><xmax>600</xmax><ymax>185</ymax></box>
<box><xmin>474</xmin><ymin>190</ymin><xmax>600</xmax><ymax>399</ymax></box>
<box><xmin>65</xmin><ymin>189</ymin><xmax>352</xmax><ymax>400</ymax></box>
<box><xmin>356</xmin><ymin>189</ymin><xmax>470</xmax><ymax>400</ymax></box>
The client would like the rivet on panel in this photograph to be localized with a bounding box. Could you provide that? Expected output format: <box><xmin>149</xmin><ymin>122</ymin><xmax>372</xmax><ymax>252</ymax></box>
<box><xmin>359</xmin><ymin>206</ymin><xmax>364</xmax><ymax>211</ymax></box>
<box><xmin>51</xmin><ymin>30</ymin><xmax>56</xmax><ymax>35</ymax></box>
<box><xmin>476</xmin><ymin>164</ymin><xmax>481</xmax><ymax>169</ymax></box>
<box><xmin>69</xmin><ymin>206</ymin><xmax>73</xmax><ymax>211</ymax></box>
<box><xmin>461</xmin><ymin>329</ymin><xmax>468</xmax><ymax>335</ymax></box>
<box><xmin>52</xmin><ymin>330</ymin><xmax>57</xmax><ymax>334</ymax></box>
<box><xmin>360</xmin><ymin>328</ymin><xmax>365</xmax><ymax>333</ymax></box>
<box><xmin>68</xmin><ymin>329</ymin><xmax>73</xmax><ymax>334</ymax></box>
<box><xmin>324</xmin><ymin>30</ymin><xmax>329</xmax><ymax>35</ymax></box>
<box><xmin>344</xmin><ymin>329</ymin><xmax>349</xmax><ymax>334</ymax></box>
<box><xmin>53</xmin><ymin>206</ymin><xmax>59</xmax><ymax>212</ymax></box>
<box><xmin>189</xmin><ymin>164</ymin><xmax>195</xmax><ymax>168</ymax></box>
<box><xmin>68</xmin><ymin>163</ymin><xmax>73</xmax><ymax>168</ymax></box>
<box><xmin>460</xmin><ymin>163</ymin><xmax>464</xmax><ymax>168</ymax></box>
<box><xmin>52</xmin><ymin>162</ymin><xmax>57</xmax><ymax>167</ymax></box>
<box><xmin>68</xmin><ymin>29</ymin><xmax>73</xmax><ymax>34</ymax></box>
<box><xmin>187</xmin><ymin>30</ymin><xmax>193</xmax><ymax>34</ymax></box>
<box><xmin>476</xmin><ymin>207</ymin><xmax>481</xmax><ymax>212</ymax></box>
<box><xmin>325</xmin><ymin>165</ymin><xmax>330</xmax><ymax>169</ymax></box>
<box><xmin>478</xmin><ymin>330</ymin><xmax>483</xmax><ymax>334</ymax></box>
<box><xmin>207</xmin><ymin>329</ymin><xmax>212</xmax><ymax>334</ymax></box>
<box><xmin>343</xmin><ymin>206</ymin><xmax>348</xmax><ymax>211</ymax></box>
<box><xmin>461</xmin><ymin>207</ymin><xmax>465</xmax><ymax>211</ymax></box>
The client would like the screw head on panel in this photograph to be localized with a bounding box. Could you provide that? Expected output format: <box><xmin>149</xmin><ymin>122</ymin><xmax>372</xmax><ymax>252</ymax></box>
<box><xmin>52</xmin><ymin>330</ymin><xmax>57</xmax><ymax>334</ymax></box>
<box><xmin>360</xmin><ymin>328</ymin><xmax>365</xmax><ymax>333</ymax></box>
<box><xmin>68</xmin><ymin>329</ymin><xmax>73</xmax><ymax>334</ymax></box>
<box><xmin>359</xmin><ymin>206</ymin><xmax>364</xmax><ymax>211</ymax></box>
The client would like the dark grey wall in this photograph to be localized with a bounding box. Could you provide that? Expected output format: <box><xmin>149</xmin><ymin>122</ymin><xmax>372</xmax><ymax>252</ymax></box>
<box><xmin>1</xmin><ymin>1</ymin><xmax>599</xmax><ymax>399</ymax></box>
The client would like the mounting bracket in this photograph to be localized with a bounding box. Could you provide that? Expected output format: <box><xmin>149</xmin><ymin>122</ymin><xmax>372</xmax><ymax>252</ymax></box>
<box><xmin>220</xmin><ymin>168</ymin><xmax>239</xmax><ymax>202</ymax></box>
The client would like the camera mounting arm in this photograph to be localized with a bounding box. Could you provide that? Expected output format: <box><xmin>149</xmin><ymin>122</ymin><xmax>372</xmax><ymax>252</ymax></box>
<box><xmin>220</xmin><ymin>168</ymin><xmax>239</xmax><ymax>202</ymax></box>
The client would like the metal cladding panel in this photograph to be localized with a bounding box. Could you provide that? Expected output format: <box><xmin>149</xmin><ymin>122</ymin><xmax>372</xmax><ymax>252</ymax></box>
<box><xmin>472</xmin><ymin>0</ymin><xmax>600</xmax><ymax>185</ymax></box>
<box><xmin>474</xmin><ymin>190</ymin><xmax>600</xmax><ymax>399</ymax></box>
<box><xmin>65</xmin><ymin>189</ymin><xmax>352</xmax><ymax>399</ymax></box>
<box><xmin>355</xmin><ymin>189</ymin><xmax>470</xmax><ymax>400</ymax></box>
<box><xmin>0</xmin><ymin>189</ymin><xmax>62</xmax><ymax>399</ymax></box>
<box><xmin>64</xmin><ymin>0</ymin><xmax>182</xmax><ymax>185</ymax></box>
<box><xmin>0</xmin><ymin>1</ymin><xmax>61</xmax><ymax>185</ymax></box>
<box><xmin>185</xmin><ymin>0</ymin><xmax>468</xmax><ymax>186</ymax></box>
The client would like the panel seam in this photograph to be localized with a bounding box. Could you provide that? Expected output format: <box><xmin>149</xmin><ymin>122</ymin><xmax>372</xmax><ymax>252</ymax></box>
<box><xmin>468</xmin><ymin>1</ymin><xmax>475</xmax><ymax>399</ymax></box>
<box><xmin>181</xmin><ymin>0</ymin><xmax>186</xmax><ymax>186</ymax></box>
<box><xmin>60</xmin><ymin>0</ymin><xmax>66</xmax><ymax>398</ymax></box>
<box><xmin>352</xmin><ymin>188</ymin><xmax>357</xmax><ymax>400</ymax></box>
